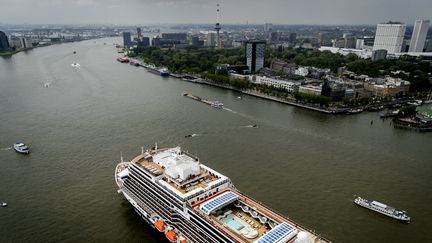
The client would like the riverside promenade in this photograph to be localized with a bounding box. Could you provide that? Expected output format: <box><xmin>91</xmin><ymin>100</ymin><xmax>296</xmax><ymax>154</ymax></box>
<box><xmin>178</xmin><ymin>76</ymin><xmax>344</xmax><ymax>114</ymax></box>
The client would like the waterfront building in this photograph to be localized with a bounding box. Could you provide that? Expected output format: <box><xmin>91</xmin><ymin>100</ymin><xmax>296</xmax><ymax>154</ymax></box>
<box><xmin>371</xmin><ymin>49</ymin><xmax>388</xmax><ymax>61</ymax></box>
<box><xmin>123</xmin><ymin>32</ymin><xmax>132</xmax><ymax>48</ymax></box>
<box><xmin>9</xmin><ymin>36</ymin><xmax>23</xmax><ymax>49</ymax></box>
<box><xmin>0</xmin><ymin>31</ymin><xmax>10</xmax><ymax>51</ymax></box>
<box><xmin>373</xmin><ymin>22</ymin><xmax>406</xmax><ymax>53</ymax></box>
<box><xmin>409</xmin><ymin>19</ymin><xmax>430</xmax><ymax>52</ymax></box>
<box><xmin>321</xmin><ymin>81</ymin><xmax>346</xmax><ymax>101</ymax></box>
<box><xmin>364</xmin><ymin>77</ymin><xmax>410</xmax><ymax>97</ymax></box>
<box><xmin>299</xmin><ymin>84</ymin><xmax>322</xmax><ymax>96</ymax></box>
<box><xmin>295</xmin><ymin>67</ymin><xmax>309</xmax><ymax>77</ymax></box>
<box><xmin>254</xmin><ymin>75</ymin><xmax>300</xmax><ymax>92</ymax></box>
<box><xmin>245</xmin><ymin>40</ymin><xmax>266</xmax><ymax>73</ymax></box>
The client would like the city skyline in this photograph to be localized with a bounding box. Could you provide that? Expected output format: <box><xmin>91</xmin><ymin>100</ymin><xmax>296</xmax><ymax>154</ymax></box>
<box><xmin>0</xmin><ymin>0</ymin><xmax>431</xmax><ymax>25</ymax></box>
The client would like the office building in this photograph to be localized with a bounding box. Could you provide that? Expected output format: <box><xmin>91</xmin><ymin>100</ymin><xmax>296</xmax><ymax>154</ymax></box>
<box><xmin>0</xmin><ymin>31</ymin><xmax>9</xmax><ymax>51</ymax></box>
<box><xmin>289</xmin><ymin>33</ymin><xmax>297</xmax><ymax>44</ymax></box>
<box><xmin>9</xmin><ymin>36</ymin><xmax>23</xmax><ymax>49</ymax></box>
<box><xmin>191</xmin><ymin>36</ymin><xmax>203</xmax><ymax>47</ymax></box>
<box><xmin>373</xmin><ymin>22</ymin><xmax>406</xmax><ymax>53</ymax></box>
<box><xmin>245</xmin><ymin>40</ymin><xmax>266</xmax><ymax>73</ymax></box>
<box><xmin>123</xmin><ymin>32</ymin><xmax>132</xmax><ymax>47</ymax></box>
<box><xmin>206</xmin><ymin>33</ymin><xmax>216</xmax><ymax>47</ymax></box>
<box><xmin>264</xmin><ymin>23</ymin><xmax>273</xmax><ymax>32</ymax></box>
<box><xmin>161</xmin><ymin>33</ymin><xmax>187</xmax><ymax>41</ymax></box>
<box><xmin>371</xmin><ymin>49</ymin><xmax>388</xmax><ymax>61</ymax></box>
<box><xmin>137</xmin><ymin>37</ymin><xmax>150</xmax><ymax>47</ymax></box>
<box><xmin>137</xmin><ymin>27</ymin><xmax>142</xmax><ymax>40</ymax></box>
<box><xmin>409</xmin><ymin>19</ymin><xmax>430</xmax><ymax>52</ymax></box>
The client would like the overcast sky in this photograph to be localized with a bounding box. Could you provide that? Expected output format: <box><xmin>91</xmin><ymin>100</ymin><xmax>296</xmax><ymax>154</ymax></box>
<box><xmin>0</xmin><ymin>0</ymin><xmax>431</xmax><ymax>25</ymax></box>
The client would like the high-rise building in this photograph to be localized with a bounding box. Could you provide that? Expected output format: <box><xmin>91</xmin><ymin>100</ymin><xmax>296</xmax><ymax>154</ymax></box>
<box><xmin>137</xmin><ymin>27</ymin><xmax>142</xmax><ymax>40</ymax></box>
<box><xmin>373</xmin><ymin>22</ymin><xmax>406</xmax><ymax>53</ymax></box>
<box><xmin>123</xmin><ymin>32</ymin><xmax>132</xmax><ymax>47</ymax></box>
<box><xmin>206</xmin><ymin>33</ymin><xmax>216</xmax><ymax>47</ymax></box>
<box><xmin>137</xmin><ymin>37</ymin><xmax>150</xmax><ymax>47</ymax></box>
<box><xmin>245</xmin><ymin>40</ymin><xmax>266</xmax><ymax>73</ymax></box>
<box><xmin>409</xmin><ymin>19</ymin><xmax>430</xmax><ymax>52</ymax></box>
<box><xmin>0</xmin><ymin>31</ymin><xmax>9</xmax><ymax>51</ymax></box>
<box><xmin>289</xmin><ymin>33</ymin><xmax>297</xmax><ymax>44</ymax></box>
<box><xmin>264</xmin><ymin>23</ymin><xmax>273</xmax><ymax>32</ymax></box>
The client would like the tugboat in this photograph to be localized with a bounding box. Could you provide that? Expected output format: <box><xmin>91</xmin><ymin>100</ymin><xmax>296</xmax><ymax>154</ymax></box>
<box><xmin>354</xmin><ymin>196</ymin><xmax>410</xmax><ymax>222</ymax></box>
<box><xmin>13</xmin><ymin>142</ymin><xmax>30</xmax><ymax>154</ymax></box>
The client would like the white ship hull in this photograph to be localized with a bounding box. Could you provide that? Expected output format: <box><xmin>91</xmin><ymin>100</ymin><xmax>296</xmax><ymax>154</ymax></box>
<box><xmin>115</xmin><ymin>147</ymin><xmax>330</xmax><ymax>243</ymax></box>
<box><xmin>354</xmin><ymin>196</ymin><xmax>410</xmax><ymax>222</ymax></box>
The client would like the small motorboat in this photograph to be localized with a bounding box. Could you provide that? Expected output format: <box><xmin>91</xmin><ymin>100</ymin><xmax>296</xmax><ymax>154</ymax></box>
<box><xmin>1</xmin><ymin>202</ymin><xmax>7</xmax><ymax>207</ymax></box>
<box><xmin>13</xmin><ymin>142</ymin><xmax>30</xmax><ymax>154</ymax></box>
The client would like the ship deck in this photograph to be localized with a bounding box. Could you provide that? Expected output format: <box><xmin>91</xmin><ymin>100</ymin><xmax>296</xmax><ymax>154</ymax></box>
<box><xmin>134</xmin><ymin>152</ymin><xmax>221</xmax><ymax>194</ymax></box>
<box><xmin>210</xmin><ymin>206</ymin><xmax>270</xmax><ymax>242</ymax></box>
<box><xmin>193</xmin><ymin>190</ymin><xmax>329</xmax><ymax>243</ymax></box>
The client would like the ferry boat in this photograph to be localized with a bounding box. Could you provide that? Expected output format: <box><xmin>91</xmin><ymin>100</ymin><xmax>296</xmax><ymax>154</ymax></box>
<box><xmin>115</xmin><ymin>146</ymin><xmax>330</xmax><ymax>243</ymax></box>
<box><xmin>147</xmin><ymin>66</ymin><xmax>170</xmax><ymax>77</ymax></box>
<box><xmin>354</xmin><ymin>196</ymin><xmax>410</xmax><ymax>222</ymax></box>
<box><xmin>117</xmin><ymin>57</ymin><xmax>129</xmax><ymax>63</ymax></box>
<box><xmin>13</xmin><ymin>142</ymin><xmax>30</xmax><ymax>154</ymax></box>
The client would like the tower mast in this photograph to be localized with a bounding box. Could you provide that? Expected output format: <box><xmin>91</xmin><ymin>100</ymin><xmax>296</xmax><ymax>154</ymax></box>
<box><xmin>215</xmin><ymin>3</ymin><xmax>221</xmax><ymax>48</ymax></box>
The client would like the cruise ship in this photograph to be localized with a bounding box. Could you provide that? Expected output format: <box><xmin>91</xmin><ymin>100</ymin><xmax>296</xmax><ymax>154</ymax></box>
<box><xmin>354</xmin><ymin>196</ymin><xmax>410</xmax><ymax>222</ymax></box>
<box><xmin>115</xmin><ymin>146</ymin><xmax>330</xmax><ymax>243</ymax></box>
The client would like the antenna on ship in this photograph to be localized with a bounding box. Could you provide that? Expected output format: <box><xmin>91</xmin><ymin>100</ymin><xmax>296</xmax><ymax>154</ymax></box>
<box><xmin>155</xmin><ymin>142</ymin><xmax>158</xmax><ymax>150</ymax></box>
<box><xmin>141</xmin><ymin>146</ymin><xmax>144</xmax><ymax>155</ymax></box>
<box><xmin>120</xmin><ymin>152</ymin><xmax>124</xmax><ymax>163</ymax></box>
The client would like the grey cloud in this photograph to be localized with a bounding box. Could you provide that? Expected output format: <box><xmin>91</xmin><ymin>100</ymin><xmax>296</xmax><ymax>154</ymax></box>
<box><xmin>0</xmin><ymin>0</ymin><xmax>431</xmax><ymax>25</ymax></box>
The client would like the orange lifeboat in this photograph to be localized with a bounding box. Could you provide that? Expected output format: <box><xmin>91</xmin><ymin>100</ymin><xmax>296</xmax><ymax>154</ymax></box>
<box><xmin>180</xmin><ymin>239</ymin><xmax>187</xmax><ymax>243</ymax></box>
<box><xmin>154</xmin><ymin>220</ymin><xmax>166</xmax><ymax>232</ymax></box>
<box><xmin>165</xmin><ymin>230</ymin><xmax>177</xmax><ymax>243</ymax></box>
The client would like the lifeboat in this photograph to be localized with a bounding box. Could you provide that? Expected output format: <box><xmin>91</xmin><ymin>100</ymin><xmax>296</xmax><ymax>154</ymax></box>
<box><xmin>154</xmin><ymin>220</ymin><xmax>166</xmax><ymax>232</ymax></box>
<box><xmin>165</xmin><ymin>229</ymin><xmax>177</xmax><ymax>243</ymax></box>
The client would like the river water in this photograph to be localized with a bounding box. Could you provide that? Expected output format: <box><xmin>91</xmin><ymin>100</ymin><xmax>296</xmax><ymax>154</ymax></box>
<box><xmin>1</xmin><ymin>38</ymin><xmax>431</xmax><ymax>243</ymax></box>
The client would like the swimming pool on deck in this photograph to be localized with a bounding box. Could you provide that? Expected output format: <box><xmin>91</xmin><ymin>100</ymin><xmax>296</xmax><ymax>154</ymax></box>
<box><xmin>222</xmin><ymin>215</ymin><xmax>244</xmax><ymax>231</ymax></box>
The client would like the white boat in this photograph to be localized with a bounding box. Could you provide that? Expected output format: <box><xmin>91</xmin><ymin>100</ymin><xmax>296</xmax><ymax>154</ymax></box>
<box><xmin>13</xmin><ymin>142</ymin><xmax>30</xmax><ymax>154</ymax></box>
<box><xmin>354</xmin><ymin>196</ymin><xmax>410</xmax><ymax>222</ymax></box>
<box><xmin>1</xmin><ymin>202</ymin><xmax>7</xmax><ymax>207</ymax></box>
<box><xmin>211</xmin><ymin>101</ymin><xmax>224</xmax><ymax>108</ymax></box>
